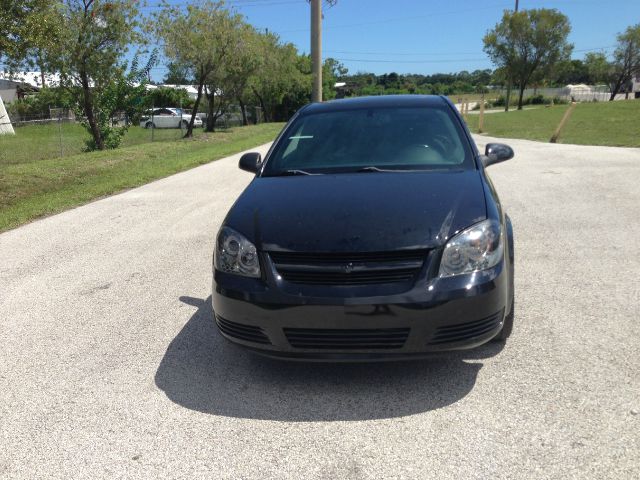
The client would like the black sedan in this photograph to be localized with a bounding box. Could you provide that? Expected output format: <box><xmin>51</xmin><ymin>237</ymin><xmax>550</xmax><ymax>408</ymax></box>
<box><xmin>212</xmin><ymin>95</ymin><xmax>514</xmax><ymax>360</ymax></box>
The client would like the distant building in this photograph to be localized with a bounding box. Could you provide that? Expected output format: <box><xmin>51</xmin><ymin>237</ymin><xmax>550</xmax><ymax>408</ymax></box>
<box><xmin>0</xmin><ymin>77</ymin><xmax>39</xmax><ymax>102</ymax></box>
<box><xmin>0</xmin><ymin>71</ymin><xmax>61</xmax><ymax>102</ymax></box>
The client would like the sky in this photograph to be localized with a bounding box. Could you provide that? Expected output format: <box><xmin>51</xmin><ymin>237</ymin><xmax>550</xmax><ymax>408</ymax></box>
<box><xmin>145</xmin><ymin>0</ymin><xmax>638</xmax><ymax>81</ymax></box>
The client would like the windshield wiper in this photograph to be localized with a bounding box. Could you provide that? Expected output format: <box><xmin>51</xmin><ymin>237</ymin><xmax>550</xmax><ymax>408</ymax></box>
<box><xmin>356</xmin><ymin>166</ymin><xmax>415</xmax><ymax>173</ymax></box>
<box><xmin>279</xmin><ymin>169</ymin><xmax>320</xmax><ymax>176</ymax></box>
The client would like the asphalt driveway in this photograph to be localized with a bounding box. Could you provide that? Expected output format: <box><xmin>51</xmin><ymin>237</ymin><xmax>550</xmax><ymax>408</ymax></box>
<box><xmin>1</xmin><ymin>136</ymin><xmax>639</xmax><ymax>479</ymax></box>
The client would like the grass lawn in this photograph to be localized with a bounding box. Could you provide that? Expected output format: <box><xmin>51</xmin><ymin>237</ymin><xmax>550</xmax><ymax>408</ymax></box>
<box><xmin>464</xmin><ymin>100</ymin><xmax>640</xmax><ymax>147</ymax></box>
<box><xmin>0</xmin><ymin>122</ymin><xmax>214</xmax><ymax>165</ymax></box>
<box><xmin>0</xmin><ymin>123</ymin><xmax>284</xmax><ymax>232</ymax></box>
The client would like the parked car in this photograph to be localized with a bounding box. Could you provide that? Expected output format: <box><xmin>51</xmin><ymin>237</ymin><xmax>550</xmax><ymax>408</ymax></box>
<box><xmin>139</xmin><ymin>107</ymin><xmax>202</xmax><ymax>129</ymax></box>
<box><xmin>213</xmin><ymin>95</ymin><xmax>515</xmax><ymax>360</ymax></box>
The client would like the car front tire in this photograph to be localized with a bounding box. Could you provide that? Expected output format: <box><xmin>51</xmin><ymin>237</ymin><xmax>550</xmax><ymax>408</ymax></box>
<box><xmin>145</xmin><ymin>122</ymin><xmax>155</xmax><ymax>129</ymax></box>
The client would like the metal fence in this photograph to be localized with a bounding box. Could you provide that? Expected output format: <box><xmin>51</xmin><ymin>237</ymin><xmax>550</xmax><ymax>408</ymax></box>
<box><xmin>486</xmin><ymin>85</ymin><xmax>627</xmax><ymax>103</ymax></box>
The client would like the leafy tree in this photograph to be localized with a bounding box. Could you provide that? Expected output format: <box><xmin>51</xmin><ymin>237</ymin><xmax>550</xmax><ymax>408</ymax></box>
<box><xmin>555</xmin><ymin>59</ymin><xmax>590</xmax><ymax>85</ymax></box>
<box><xmin>1</xmin><ymin>0</ymin><xmax>62</xmax><ymax>90</ymax></box>
<box><xmin>152</xmin><ymin>0</ymin><xmax>242</xmax><ymax>137</ymax></box>
<box><xmin>0</xmin><ymin>0</ymin><xmax>59</xmax><ymax>61</ymax></box>
<box><xmin>483</xmin><ymin>8</ymin><xmax>572</xmax><ymax>110</ymax></box>
<box><xmin>144</xmin><ymin>86</ymin><xmax>194</xmax><ymax>112</ymax></box>
<box><xmin>584</xmin><ymin>52</ymin><xmax>610</xmax><ymax>85</ymax></box>
<box><xmin>82</xmin><ymin>54</ymin><xmax>156</xmax><ymax>150</ymax></box>
<box><xmin>249</xmin><ymin>33</ymin><xmax>306</xmax><ymax>122</ymax></box>
<box><xmin>45</xmin><ymin>0</ymin><xmax>144</xmax><ymax>150</ymax></box>
<box><xmin>202</xmin><ymin>13</ymin><xmax>246</xmax><ymax>132</ymax></box>
<box><xmin>607</xmin><ymin>24</ymin><xmax>640</xmax><ymax>100</ymax></box>
<box><xmin>219</xmin><ymin>25</ymin><xmax>261</xmax><ymax>126</ymax></box>
<box><xmin>163</xmin><ymin>62</ymin><xmax>192</xmax><ymax>85</ymax></box>
<box><xmin>322</xmin><ymin>58</ymin><xmax>348</xmax><ymax>101</ymax></box>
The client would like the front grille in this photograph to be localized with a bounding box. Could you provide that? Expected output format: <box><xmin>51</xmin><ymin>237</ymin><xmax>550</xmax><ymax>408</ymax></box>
<box><xmin>284</xmin><ymin>327</ymin><xmax>410</xmax><ymax>350</ymax></box>
<box><xmin>215</xmin><ymin>316</ymin><xmax>271</xmax><ymax>344</ymax></box>
<box><xmin>269</xmin><ymin>250</ymin><xmax>427</xmax><ymax>286</ymax></box>
<box><xmin>428</xmin><ymin>310</ymin><xmax>504</xmax><ymax>345</ymax></box>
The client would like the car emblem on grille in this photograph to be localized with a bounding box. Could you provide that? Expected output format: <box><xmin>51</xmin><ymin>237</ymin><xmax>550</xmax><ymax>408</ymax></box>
<box><xmin>343</xmin><ymin>262</ymin><xmax>354</xmax><ymax>273</ymax></box>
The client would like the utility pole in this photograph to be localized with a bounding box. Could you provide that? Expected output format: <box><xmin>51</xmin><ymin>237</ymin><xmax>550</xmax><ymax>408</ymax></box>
<box><xmin>310</xmin><ymin>0</ymin><xmax>322</xmax><ymax>102</ymax></box>
<box><xmin>504</xmin><ymin>0</ymin><xmax>519</xmax><ymax>112</ymax></box>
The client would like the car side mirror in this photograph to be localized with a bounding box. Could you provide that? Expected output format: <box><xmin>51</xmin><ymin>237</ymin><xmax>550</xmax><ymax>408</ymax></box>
<box><xmin>481</xmin><ymin>143</ymin><xmax>514</xmax><ymax>168</ymax></box>
<box><xmin>239</xmin><ymin>152</ymin><xmax>262</xmax><ymax>173</ymax></box>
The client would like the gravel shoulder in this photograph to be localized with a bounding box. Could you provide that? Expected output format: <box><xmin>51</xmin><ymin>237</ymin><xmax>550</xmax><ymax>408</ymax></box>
<box><xmin>1</xmin><ymin>137</ymin><xmax>639</xmax><ymax>479</ymax></box>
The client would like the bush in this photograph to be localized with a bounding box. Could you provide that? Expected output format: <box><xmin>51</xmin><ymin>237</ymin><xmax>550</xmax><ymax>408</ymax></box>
<box><xmin>528</xmin><ymin>94</ymin><xmax>545</xmax><ymax>105</ymax></box>
<box><xmin>6</xmin><ymin>87</ymin><xmax>75</xmax><ymax>121</ymax></box>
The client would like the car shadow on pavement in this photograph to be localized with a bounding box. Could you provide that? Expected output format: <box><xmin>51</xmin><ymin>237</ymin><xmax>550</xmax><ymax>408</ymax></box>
<box><xmin>154</xmin><ymin>296</ymin><xmax>504</xmax><ymax>421</ymax></box>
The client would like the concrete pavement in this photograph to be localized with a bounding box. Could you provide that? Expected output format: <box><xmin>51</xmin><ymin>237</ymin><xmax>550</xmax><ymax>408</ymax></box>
<box><xmin>1</xmin><ymin>137</ymin><xmax>639</xmax><ymax>479</ymax></box>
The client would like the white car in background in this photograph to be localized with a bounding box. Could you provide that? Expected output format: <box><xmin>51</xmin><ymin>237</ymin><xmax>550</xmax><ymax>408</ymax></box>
<box><xmin>140</xmin><ymin>108</ymin><xmax>202</xmax><ymax>129</ymax></box>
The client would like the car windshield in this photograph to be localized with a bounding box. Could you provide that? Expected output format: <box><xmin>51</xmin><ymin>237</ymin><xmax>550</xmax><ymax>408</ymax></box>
<box><xmin>262</xmin><ymin>105</ymin><xmax>474</xmax><ymax>176</ymax></box>
<box><xmin>173</xmin><ymin>108</ymin><xmax>183</xmax><ymax>115</ymax></box>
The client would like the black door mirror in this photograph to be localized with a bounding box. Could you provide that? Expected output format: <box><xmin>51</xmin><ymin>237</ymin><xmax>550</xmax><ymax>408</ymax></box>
<box><xmin>481</xmin><ymin>143</ymin><xmax>514</xmax><ymax>168</ymax></box>
<box><xmin>239</xmin><ymin>152</ymin><xmax>262</xmax><ymax>173</ymax></box>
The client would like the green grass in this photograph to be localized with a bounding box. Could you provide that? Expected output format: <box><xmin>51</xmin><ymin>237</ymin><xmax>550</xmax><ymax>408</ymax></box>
<box><xmin>0</xmin><ymin>122</ymin><xmax>213</xmax><ymax>165</ymax></box>
<box><xmin>0</xmin><ymin>123</ymin><xmax>284</xmax><ymax>232</ymax></box>
<box><xmin>464</xmin><ymin>100</ymin><xmax>640</xmax><ymax>147</ymax></box>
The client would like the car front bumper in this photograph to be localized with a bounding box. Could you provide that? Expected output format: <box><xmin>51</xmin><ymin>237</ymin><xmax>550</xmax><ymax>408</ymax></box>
<box><xmin>212</xmin><ymin>256</ymin><xmax>510</xmax><ymax>361</ymax></box>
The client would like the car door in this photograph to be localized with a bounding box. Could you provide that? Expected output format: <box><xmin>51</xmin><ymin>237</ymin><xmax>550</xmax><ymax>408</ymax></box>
<box><xmin>155</xmin><ymin>108</ymin><xmax>176</xmax><ymax>128</ymax></box>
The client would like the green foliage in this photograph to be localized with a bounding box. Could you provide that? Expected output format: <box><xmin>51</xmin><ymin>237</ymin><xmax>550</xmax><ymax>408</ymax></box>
<box><xmin>151</xmin><ymin>0</ymin><xmax>244</xmax><ymax>136</ymax></box>
<box><xmin>6</xmin><ymin>87</ymin><xmax>75</xmax><ymax>119</ymax></box>
<box><xmin>143</xmin><ymin>87</ymin><xmax>194</xmax><ymax>112</ymax></box>
<box><xmin>163</xmin><ymin>62</ymin><xmax>193</xmax><ymax>84</ymax></box>
<box><xmin>83</xmin><ymin>53</ymin><xmax>157</xmax><ymax>150</ymax></box>
<box><xmin>584</xmin><ymin>52</ymin><xmax>611</xmax><ymax>85</ymax></box>
<box><xmin>483</xmin><ymin>8</ymin><xmax>572</xmax><ymax>109</ymax></box>
<box><xmin>41</xmin><ymin>0</ymin><xmax>145</xmax><ymax>150</ymax></box>
<box><xmin>0</xmin><ymin>0</ymin><xmax>60</xmax><ymax>62</ymax></box>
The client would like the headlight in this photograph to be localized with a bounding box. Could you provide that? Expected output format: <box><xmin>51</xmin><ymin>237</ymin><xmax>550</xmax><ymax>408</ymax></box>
<box><xmin>438</xmin><ymin>219</ymin><xmax>503</xmax><ymax>277</ymax></box>
<box><xmin>215</xmin><ymin>226</ymin><xmax>261</xmax><ymax>278</ymax></box>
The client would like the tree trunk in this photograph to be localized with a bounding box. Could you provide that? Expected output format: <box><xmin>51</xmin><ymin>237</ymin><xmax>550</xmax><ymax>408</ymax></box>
<box><xmin>238</xmin><ymin>98</ymin><xmax>248</xmax><ymax>126</ymax></box>
<box><xmin>186</xmin><ymin>82</ymin><xmax>204</xmax><ymax>138</ymax></box>
<box><xmin>206</xmin><ymin>91</ymin><xmax>216</xmax><ymax>133</ymax></box>
<box><xmin>80</xmin><ymin>70</ymin><xmax>104</xmax><ymax>150</ymax></box>
<box><xmin>517</xmin><ymin>85</ymin><xmax>525</xmax><ymax>110</ymax></box>
<box><xmin>252</xmin><ymin>87</ymin><xmax>269</xmax><ymax>123</ymax></box>
<box><xmin>609</xmin><ymin>75</ymin><xmax>624</xmax><ymax>101</ymax></box>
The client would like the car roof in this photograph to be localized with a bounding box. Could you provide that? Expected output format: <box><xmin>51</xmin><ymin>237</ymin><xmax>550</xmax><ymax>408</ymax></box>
<box><xmin>301</xmin><ymin>94</ymin><xmax>450</xmax><ymax>114</ymax></box>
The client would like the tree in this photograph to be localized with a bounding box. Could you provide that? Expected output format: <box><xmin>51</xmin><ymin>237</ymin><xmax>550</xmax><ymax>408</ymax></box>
<box><xmin>607</xmin><ymin>24</ymin><xmax>640</xmax><ymax>100</ymax></box>
<box><xmin>584</xmin><ymin>52</ymin><xmax>610</xmax><ymax>85</ymax></box>
<box><xmin>1</xmin><ymin>0</ymin><xmax>61</xmax><ymax>135</ymax></box>
<box><xmin>322</xmin><ymin>58</ymin><xmax>348</xmax><ymax>101</ymax></box>
<box><xmin>249</xmin><ymin>33</ymin><xmax>305</xmax><ymax>122</ymax></box>
<box><xmin>152</xmin><ymin>0</ymin><xmax>243</xmax><ymax>137</ymax></box>
<box><xmin>202</xmin><ymin>14</ymin><xmax>246</xmax><ymax>132</ymax></box>
<box><xmin>555</xmin><ymin>59</ymin><xmax>589</xmax><ymax>85</ymax></box>
<box><xmin>219</xmin><ymin>25</ymin><xmax>261</xmax><ymax>126</ymax></box>
<box><xmin>162</xmin><ymin>62</ymin><xmax>193</xmax><ymax>85</ymax></box>
<box><xmin>483</xmin><ymin>8</ymin><xmax>572</xmax><ymax>110</ymax></box>
<box><xmin>45</xmin><ymin>0</ymin><xmax>144</xmax><ymax>150</ymax></box>
<box><xmin>0</xmin><ymin>0</ymin><xmax>59</xmax><ymax>62</ymax></box>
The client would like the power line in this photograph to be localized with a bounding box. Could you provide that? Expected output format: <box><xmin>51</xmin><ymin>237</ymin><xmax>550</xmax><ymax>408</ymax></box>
<box><xmin>273</xmin><ymin>2</ymin><xmax>514</xmax><ymax>33</ymax></box>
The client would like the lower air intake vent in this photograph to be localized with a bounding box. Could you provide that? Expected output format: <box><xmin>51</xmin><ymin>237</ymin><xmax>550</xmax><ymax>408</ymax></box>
<box><xmin>284</xmin><ymin>327</ymin><xmax>410</xmax><ymax>350</ymax></box>
<box><xmin>216</xmin><ymin>316</ymin><xmax>271</xmax><ymax>344</ymax></box>
<box><xmin>428</xmin><ymin>310</ymin><xmax>504</xmax><ymax>345</ymax></box>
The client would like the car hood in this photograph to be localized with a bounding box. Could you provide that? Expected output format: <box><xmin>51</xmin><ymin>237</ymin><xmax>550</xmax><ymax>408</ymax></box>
<box><xmin>225</xmin><ymin>170</ymin><xmax>487</xmax><ymax>252</ymax></box>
